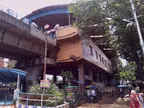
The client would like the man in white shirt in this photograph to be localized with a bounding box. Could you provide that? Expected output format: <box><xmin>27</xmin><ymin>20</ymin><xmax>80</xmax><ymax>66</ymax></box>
<box><xmin>87</xmin><ymin>89</ymin><xmax>91</xmax><ymax>103</ymax></box>
<box><xmin>139</xmin><ymin>93</ymin><xmax>144</xmax><ymax>108</ymax></box>
<box><xmin>91</xmin><ymin>89</ymin><xmax>96</xmax><ymax>103</ymax></box>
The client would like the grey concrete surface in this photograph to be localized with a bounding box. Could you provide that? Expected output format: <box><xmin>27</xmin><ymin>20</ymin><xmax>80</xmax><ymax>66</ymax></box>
<box><xmin>0</xmin><ymin>10</ymin><xmax>56</xmax><ymax>60</ymax></box>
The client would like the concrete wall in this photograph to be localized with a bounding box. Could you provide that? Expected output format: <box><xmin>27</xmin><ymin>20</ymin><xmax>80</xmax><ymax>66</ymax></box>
<box><xmin>57</xmin><ymin>26</ymin><xmax>78</xmax><ymax>40</ymax></box>
<box><xmin>0</xmin><ymin>10</ymin><xmax>56</xmax><ymax>60</ymax></box>
<box><xmin>56</xmin><ymin>26</ymin><xmax>112</xmax><ymax>73</ymax></box>
<box><xmin>82</xmin><ymin>39</ymin><xmax>112</xmax><ymax>73</ymax></box>
<box><xmin>57</xmin><ymin>41</ymin><xmax>82</xmax><ymax>62</ymax></box>
<box><xmin>0</xmin><ymin>10</ymin><xmax>56</xmax><ymax>46</ymax></box>
<box><xmin>23</xmin><ymin>65</ymin><xmax>43</xmax><ymax>90</ymax></box>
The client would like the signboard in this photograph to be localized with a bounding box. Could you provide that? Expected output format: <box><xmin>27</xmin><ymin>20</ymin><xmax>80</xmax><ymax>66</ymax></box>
<box><xmin>44</xmin><ymin>24</ymin><xmax>50</xmax><ymax>30</ymax></box>
<box><xmin>40</xmin><ymin>80</ymin><xmax>50</xmax><ymax>88</ymax></box>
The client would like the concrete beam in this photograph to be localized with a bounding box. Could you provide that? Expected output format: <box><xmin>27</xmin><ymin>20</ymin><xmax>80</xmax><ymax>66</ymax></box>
<box><xmin>0</xmin><ymin>43</ymin><xmax>40</xmax><ymax>60</ymax></box>
<box><xmin>18</xmin><ymin>57</ymin><xmax>55</xmax><ymax>68</ymax></box>
<box><xmin>0</xmin><ymin>29</ymin><xmax>45</xmax><ymax>56</ymax></box>
<box><xmin>0</xmin><ymin>49</ymin><xmax>30</xmax><ymax>60</ymax></box>
<box><xmin>0</xmin><ymin>10</ymin><xmax>56</xmax><ymax>46</ymax></box>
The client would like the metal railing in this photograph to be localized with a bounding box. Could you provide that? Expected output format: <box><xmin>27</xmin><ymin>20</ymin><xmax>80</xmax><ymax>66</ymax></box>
<box><xmin>18</xmin><ymin>92</ymin><xmax>64</xmax><ymax>107</ymax></box>
<box><xmin>0</xmin><ymin>94</ymin><xmax>14</xmax><ymax>105</ymax></box>
<box><xmin>0</xmin><ymin>4</ymin><xmax>57</xmax><ymax>41</ymax></box>
<box><xmin>0</xmin><ymin>86</ymin><xmax>15</xmax><ymax>105</ymax></box>
<box><xmin>0</xmin><ymin>4</ymin><xmax>20</xmax><ymax>19</ymax></box>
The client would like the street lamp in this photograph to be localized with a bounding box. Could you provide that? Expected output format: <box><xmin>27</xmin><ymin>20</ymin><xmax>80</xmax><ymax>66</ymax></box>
<box><xmin>129</xmin><ymin>0</ymin><xmax>144</xmax><ymax>55</ymax></box>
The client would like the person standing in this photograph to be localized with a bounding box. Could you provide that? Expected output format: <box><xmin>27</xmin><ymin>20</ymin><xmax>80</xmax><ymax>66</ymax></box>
<box><xmin>86</xmin><ymin>89</ymin><xmax>91</xmax><ymax>103</ymax></box>
<box><xmin>91</xmin><ymin>89</ymin><xmax>96</xmax><ymax>103</ymax></box>
<box><xmin>130</xmin><ymin>90</ymin><xmax>142</xmax><ymax>108</ymax></box>
<box><xmin>119</xmin><ymin>88</ymin><xmax>124</xmax><ymax>98</ymax></box>
<box><xmin>139</xmin><ymin>93</ymin><xmax>144</xmax><ymax>108</ymax></box>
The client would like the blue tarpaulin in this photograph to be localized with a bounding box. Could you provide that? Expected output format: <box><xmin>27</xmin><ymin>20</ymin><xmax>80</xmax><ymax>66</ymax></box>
<box><xmin>73</xmin><ymin>80</ymin><xmax>85</xmax><ymax>84</ymax></box>
<box><xmin>0</xmin><ymin>67</ymin><xmax>27</xmax><ymax>83</ymax></box>
<box><xmin>117</xmin><ymin>85</ymin><xmax>127</xmax><ymax>88</ymax></box>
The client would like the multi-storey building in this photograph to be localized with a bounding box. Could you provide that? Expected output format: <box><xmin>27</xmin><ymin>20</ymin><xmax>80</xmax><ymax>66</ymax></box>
<box><xmin>25</xmin><ymin>4</ymin><xmax>117</xmax><ymax>89</ymax></box>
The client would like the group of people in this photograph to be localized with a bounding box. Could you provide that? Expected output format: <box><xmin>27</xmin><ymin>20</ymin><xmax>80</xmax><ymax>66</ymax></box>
<box><xmin>86</xmin><ymin>88</ymin><xmax>99</xmax><ymax>103</ymax></box>
<box><xmin>130</xmin><ymin>88</ymin><xmax>144</xmax><ymax>108</ymax></box>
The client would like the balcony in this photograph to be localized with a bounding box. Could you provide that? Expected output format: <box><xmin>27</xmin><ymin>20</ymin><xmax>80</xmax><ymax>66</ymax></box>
<box><xmin>57</xmin><ymin>26</ymin><xmax>78</xmax><ymax>40</ymax></box>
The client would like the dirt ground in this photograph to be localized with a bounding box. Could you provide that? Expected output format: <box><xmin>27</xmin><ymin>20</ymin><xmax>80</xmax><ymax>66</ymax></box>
<box><xmin>78</xmin><ymin>97</ymin><xmax>130</xmax><ymax>108</ymax></box>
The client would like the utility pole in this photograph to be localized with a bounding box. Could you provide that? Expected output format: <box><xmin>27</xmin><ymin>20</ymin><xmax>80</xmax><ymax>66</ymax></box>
<box><xmin>43</xmin><ymin>24</ymin><xmax>50</xmax><ymax>80</ymax></box>
<box><xmin>129</xmin><ymin>0</ymin><xmax>144</xmax><ymax>55</ymax></box>
<box><xmin>43</xmin><ymin>35</ymin><xmax>48</xmax><ymax>80</ymax></box>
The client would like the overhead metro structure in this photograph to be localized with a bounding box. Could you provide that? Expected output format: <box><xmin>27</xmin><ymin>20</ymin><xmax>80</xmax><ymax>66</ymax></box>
<box><xmin>0</xmin><ymin>8</ymin><xmax>58</xmax><ymax>87</ymax></box>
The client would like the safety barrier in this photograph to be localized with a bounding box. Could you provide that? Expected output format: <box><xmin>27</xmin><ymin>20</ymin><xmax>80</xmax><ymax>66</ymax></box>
<box><xmin>0</xmin><ymin>4</ymin><xmax>20</xmax><ymax>19</ymax></box>
<box><xmin>0</xmin><ymin>94</ymin><xmax>14</xmax><ymax>106</ymax></box>
<box><xmin>17</xmin><ymin>92</ymin><xmax>69</xmax><ymax>108</ymax></box>
<box><xmin>0</xmin><ymin>87</ymin><xmax>15</xmax><ymax>106</ymax></box>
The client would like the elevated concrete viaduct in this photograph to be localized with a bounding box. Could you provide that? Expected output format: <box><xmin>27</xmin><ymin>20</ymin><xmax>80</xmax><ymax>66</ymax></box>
<box><xmin>0</xmin><ymin>10</ymin><xmax>57</xmax><ymax>87</ymax></box>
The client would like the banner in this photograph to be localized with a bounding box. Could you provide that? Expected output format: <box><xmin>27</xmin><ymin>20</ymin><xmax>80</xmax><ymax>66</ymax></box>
<box><xmin>40</xmin><ymin>80</ymin><xmax>50</xmax><ymax>88</ymax></box>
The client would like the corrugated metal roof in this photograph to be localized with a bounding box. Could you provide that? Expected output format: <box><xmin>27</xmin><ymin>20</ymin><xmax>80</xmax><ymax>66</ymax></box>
<box><xmin>24</xmin><ymin>4</ymin><xmax>68</xmax><ymax>19</ymax></box>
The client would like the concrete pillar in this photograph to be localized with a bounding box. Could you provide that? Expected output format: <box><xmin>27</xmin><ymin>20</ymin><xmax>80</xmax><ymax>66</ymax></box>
<box><xmin>97</xmin><ymin>71</ymin><xmax>100</xmax><ymax>82</ymax></box>
<box><xmin>23</xmin><ymin>65</ymin><xmax>43</xmax><ymax>91</ymax></box>
<box><xmin>78</xmin><ymin>64</ymin><xmax>84</xmax><ymax>91</ymax></box>
<box><xmin>88</xmin><ymin>68</ymin><xmax>93</xmax><ymax>84</ymax></box>
<box><xmin>53</xmin><ymin>75</ymin><xmax>57</xmax><ymax>83</ymax></box>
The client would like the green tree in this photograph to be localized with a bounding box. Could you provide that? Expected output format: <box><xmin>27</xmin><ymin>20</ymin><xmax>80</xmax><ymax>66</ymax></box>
<box><xmin>119</xmin><ymin>62</ymin><xmax>136</xmax><ymax>81</ymax></box>
<box><xmin>69</xmin><ymin>0</ymin><xmax>144</xmax><ymax>79</ymax></box>
<box><xmin>61</xmin><ymin>70</ymin><xmax>73</xmax><ymax>86</ymax></box>
<box><xmin>69</xmin><ymin>0</ymin><xmax>106</xmax><ymax>37</ymax></box>
<box><xmin>106</xmin><ymin>0</ymin><xmax>144</xmax><ymax>79</ymax></box>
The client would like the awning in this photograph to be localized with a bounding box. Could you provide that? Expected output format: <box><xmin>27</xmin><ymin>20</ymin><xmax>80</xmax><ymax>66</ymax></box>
<box><xmin>85</xmin><ymin>85</ymin><xmax>97</xmax><ymax>89</ymax></box>
<box><xmin>0</xmin><ymin>67</ymin><xmax>27</xmax><ymax>83</ymax></box>
<box><xmin>73</xmin><ymin>80</ymin><xmax>85</xmax><ymax>84</ymax></box>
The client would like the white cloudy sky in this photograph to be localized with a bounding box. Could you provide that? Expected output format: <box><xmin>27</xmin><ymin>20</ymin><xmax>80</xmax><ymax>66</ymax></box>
<box><xmin>0</xmin><ymin>0</ymin><xmax>73</xmax><ymax>18</ymax></box>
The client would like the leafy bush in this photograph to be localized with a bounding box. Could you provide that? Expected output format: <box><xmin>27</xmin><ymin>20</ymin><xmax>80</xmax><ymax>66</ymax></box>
<box><xmin>19</xmin><ymin>84</ymin><xmax>64</xmax><ymax>107</ymax></box>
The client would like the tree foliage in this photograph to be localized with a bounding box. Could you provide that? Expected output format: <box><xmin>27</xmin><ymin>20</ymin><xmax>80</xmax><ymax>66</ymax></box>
<box><xmin>105</xmin><ymin>0</ymin><xmax>144</xmax><ymax>78</ymax></box>
<box><xmin>69</xmin><ymin>0</ymin><xmax>144</xmax><ymax>79</ymax></box>
<box><xmin>69</xmin><ymin>0</ymin><xmax>106</xmax><ymax>37</ymax></box>
<box><xmin>118</xmin><ymin>62</ymin><xmax>136</xmax><ymax>81</ymax></box>
<box><xmin>25</xmin><ymin>84</ymin><xmax>64</xmax><ymax>107</ymax></box>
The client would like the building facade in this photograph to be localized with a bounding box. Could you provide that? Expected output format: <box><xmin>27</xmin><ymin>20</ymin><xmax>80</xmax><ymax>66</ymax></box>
<box><xmin>24</xmin><ymin>4</ymin><xmax>117</xmax><ymax>89</ymax></box>
<box><xmin>55</xmin><ymin>26</ymin><xmax>112</xmax><ymax>89</ymax></box>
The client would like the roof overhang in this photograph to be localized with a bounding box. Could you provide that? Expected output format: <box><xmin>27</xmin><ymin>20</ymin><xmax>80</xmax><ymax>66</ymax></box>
<box><xmin>0</xmin><ymin>68</ymin><xmax>27</xmax><ymax>83</ymax></box>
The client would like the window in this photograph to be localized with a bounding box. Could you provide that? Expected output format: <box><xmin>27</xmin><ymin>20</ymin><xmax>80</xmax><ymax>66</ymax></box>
<box><xmin>89</xmin><ymin>46</ymin><xmax>93</xmax><ymax>55</ymax></box>
<box><xmin>95</xmin><ymin>51</ymin><xmax>98</xmax><ymax>59</ymax></box>
<box><xmin>109</xmin><ymin>64</ymin><xmax>111</xmax><ymax>68</ymax></box>
<box><xmin>99</xmin><ymin>54</ymin><xmax>102</xmax><ymax>62</ymax></box>
<box><xmin>102</xmin><ymin>57</ymin><xmax>104</xmax><ymax>64</ymax></box>
<box><xmin>104</xmin><ymin>60</ymin><xmax>107</xmax><ymax>66</ymax></box>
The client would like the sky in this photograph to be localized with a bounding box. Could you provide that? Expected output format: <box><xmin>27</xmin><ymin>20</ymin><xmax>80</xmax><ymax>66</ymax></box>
<box><xmin>0</xmin><ymin>0</ymin><xmax>73</xmax><ymax>18</ymax></box>
<box><xmin>120</xmin><ymin>58</ymin><xmax>127</xmax><ymax>66</ymax></box>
